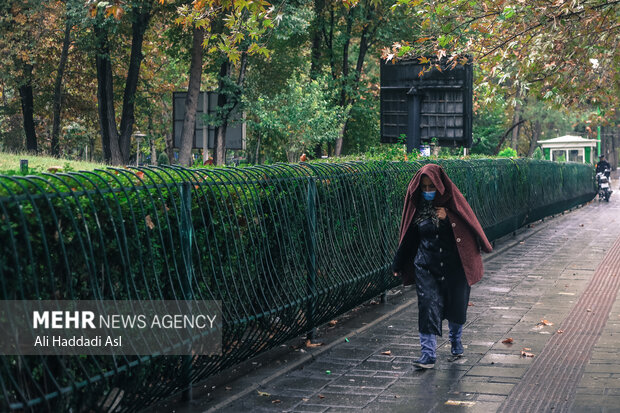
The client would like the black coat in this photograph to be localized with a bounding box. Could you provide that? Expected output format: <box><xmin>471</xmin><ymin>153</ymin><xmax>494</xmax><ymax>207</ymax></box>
<box><xmin>596</xmin><ymin>160</ymin><xmax>611</xmax><ymax>174</ymax></box>
<box><xmin>406</xmin><ymin>217</ymin><xmax>470</xmax><ymax>335</ymax></box>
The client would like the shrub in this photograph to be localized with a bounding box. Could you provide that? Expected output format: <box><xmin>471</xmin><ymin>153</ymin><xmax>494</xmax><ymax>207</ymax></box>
<box><xmin>157</xmin><ymin>152</ymin><xmax>169</xmax><ymax>165</ymax></box>
<box><xmin>498</xmin><ymin>147</ymin><xmax>518</xmax><ymax>158</ymax></box>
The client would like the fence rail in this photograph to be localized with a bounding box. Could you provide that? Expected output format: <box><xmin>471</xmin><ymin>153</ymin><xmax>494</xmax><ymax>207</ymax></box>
<box><xmin>0</xmin><ymin>159</ymin><xmax>596</xmax><ymax>411</ymax></box>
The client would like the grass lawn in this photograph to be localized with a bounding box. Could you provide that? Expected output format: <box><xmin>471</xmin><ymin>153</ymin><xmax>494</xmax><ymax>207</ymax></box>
<box><xmin>0</xmin><ymin>151</ymin><xmax>107</xmax><ymax>175</ymax></box>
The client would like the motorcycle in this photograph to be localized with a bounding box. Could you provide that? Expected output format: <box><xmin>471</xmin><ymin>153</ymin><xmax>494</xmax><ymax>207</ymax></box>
<box><xmin>596</xmin><ymin>168</ymin><xmax>612</xmax><ymax>202</ymax></box>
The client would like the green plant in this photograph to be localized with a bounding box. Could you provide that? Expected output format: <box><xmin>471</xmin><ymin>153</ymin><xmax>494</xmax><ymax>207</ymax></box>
<box><xmin>532</xmin><ymin>147</ymin><xmax>544</xmax><ymax>160</ymax></box>
<box><xmin>498</xmin><ymin>147</ymin><xmax>518</xmax><ymax>158</ymax></box>
<box><xmin>157</xmin><ymin>152</ymin><xmax>169</xmax><ymax>165</ymax></box>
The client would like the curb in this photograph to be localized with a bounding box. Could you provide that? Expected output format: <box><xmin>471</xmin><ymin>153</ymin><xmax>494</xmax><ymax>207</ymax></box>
<box><xmin>203</xmin><ymin>296</ymin><xmax>417</xmax><ymax>412</ymax></box>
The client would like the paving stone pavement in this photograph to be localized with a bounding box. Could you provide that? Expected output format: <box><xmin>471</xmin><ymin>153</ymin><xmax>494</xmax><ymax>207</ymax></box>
<box><xmin>178</xmin><ymin>196</ymin><xmax>620</xmax><ymax>413</ymax></box>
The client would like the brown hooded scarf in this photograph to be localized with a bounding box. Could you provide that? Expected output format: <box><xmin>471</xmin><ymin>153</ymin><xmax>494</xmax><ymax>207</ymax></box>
<box><xmin>392</xmin><ymin>163</ymin><xmax>493</xmax><ymax>286</ymax></box>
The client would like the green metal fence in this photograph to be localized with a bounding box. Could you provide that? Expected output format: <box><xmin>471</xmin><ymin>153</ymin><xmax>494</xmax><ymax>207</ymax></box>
<box><xmin>0</xmin><ymin>159</ymin><xmax>596</xmax><ymax>411</ymax></box>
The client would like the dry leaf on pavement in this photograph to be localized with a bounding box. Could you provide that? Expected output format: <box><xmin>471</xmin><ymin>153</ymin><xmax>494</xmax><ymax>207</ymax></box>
<box><xmin>381</xmin><ymin>350</ymin><xmax>392</xmax><ymax>355</ymax></box>
<box><xmin>502</xmin><ymin>338</ymin><xmax>514</xmax><ymax>344</ymax></box>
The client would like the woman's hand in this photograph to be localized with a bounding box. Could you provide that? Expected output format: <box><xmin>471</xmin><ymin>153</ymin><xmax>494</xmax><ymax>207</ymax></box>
<box><xmin>435</xmin><ymin>207</ymin><xmax>447</xmax><ymax>220</ymax></box>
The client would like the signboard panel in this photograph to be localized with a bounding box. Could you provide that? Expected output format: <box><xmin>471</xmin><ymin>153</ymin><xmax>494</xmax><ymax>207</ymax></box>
<box><xmin>172</xmin><ymin>91</ymin><xmax>245</xmax><ymax>150</ymax></box>
<box><xmin>380</xmin><ymin>57</ymin><xmax>473</xmax><ymax>151</ymax></box>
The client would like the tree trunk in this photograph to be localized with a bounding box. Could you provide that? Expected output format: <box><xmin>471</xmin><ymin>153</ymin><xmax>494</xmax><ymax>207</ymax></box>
<box><xmin>19</xmin><ymin>63</ymin><xmax>37</xmax><ymax>153</ymax></box>
<box><xmin>95</xmin><ymin>25</ymin><xmax>122</xmax><ymax>165</ymax></box>
<box><xmin>215</xmin><ymin>125</ymin><xmax>227</xmax><ymax>165</ymax></box>
<box><xmin>214</xmin><ymin>60</ymin><xmax>231</xmax><ymax>166</ymax></box>
<box><xmin>510</xmin><ymin>108</ymin><xmax>521</xmax><ymax>151</ymax></box>
<box><xmin>254</xmin><ymin>131</ymin><xmax>261</xmax><ymax>164</ymax></box>
<box><xmin>528</xmin><ymin>120</ymin><xmax>541</xmax><ymax>157</ymax></box>
<box><xmin>118</xmin><ymin>7</ymin><xmax>151</xmax><ymax>164</ymax></box>
<box><xmin>334</xmin><ymin>13</ymin><xmax>372</xmax><ymax>157</ymax></box>
<box><xmin>310</xmin><ymin>0</ymin><xmax>326</xmax><ymax>81</ymax></box>
<box><xmin>611</xmin><ymin>127</ymin><xmax>617</xmax><ymax>170</ymax></box>
<box><xmin>510</xmin><ymin>90</ymin><xmax>524</xmax><ymax>152</ymax></box>
<box><xmin>333</xmin><ymin>11</ymin><xmax>352</xmax><ymax>157</ymax></box>
<box><xmin>214</xmin><ymin>53</ymin><xmax>247</xmax><ymax>166</ymax></box>
<box><xmin>51</xmin><ymin>21</ymin><xmax>71</xmax><ymax>157</ymax></box>
<box><xmin>494</xmin><ymin>119</ymin><xmax>526</xmax><ymax>154</ymax></box>
<box><xmin>161</xmin><ymin>99</ymin><xmax>174</xmax><ymax>162</ymax></box>
<box><xmin>178</xmin><ymin>27</ymin><xmax>204</xmax><ymax>167</ymax></box>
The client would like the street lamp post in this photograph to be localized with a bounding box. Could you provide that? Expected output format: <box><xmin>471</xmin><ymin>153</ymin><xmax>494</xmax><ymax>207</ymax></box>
<box><xmin>134</xmin><ymin>131</ymin><xmax>146</xmax><ymax>166</ymax></box>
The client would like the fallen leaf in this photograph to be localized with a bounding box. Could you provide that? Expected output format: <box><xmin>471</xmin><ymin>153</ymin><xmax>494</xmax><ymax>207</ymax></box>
<box><xmin>257</xmin><ymin>391</ymin><xmax>270</xmax><ymax>397</ymax></box>
<box><xmin>502</xmin><ymin>338</ymin><xmax>514</xmax><ymax>344</ymax></box>
<box><xmin>445</xmin><ymin>400</ymin><xmax>476</xmax><ymax>407</ymax></box>
<box><xmin>318</xmin><ymin>394</ymin><xmax>325</xmax><ymax>399</ymax></box>
<box><xmin>587</xmin><ymin>308</ymin><xmax>593</xmax><ymax>312</ymax></box>
<box><xmin>305</xmin><ymin>339</ymin><xmax>323</xmax><ymax>348</ymax></box>
<box><xmin>468</xmin><ymin>302</ymin><xmax>474</xmax><ymax>306</ymax></box>
<box><xmin>302</xmin><ymin>398</ymin><xmax>309</xmax><ymax>402</ymax></box>
<box><xmin>225</xmin><ymin>386</ymin><xmax>232</xmax><ymax>391</ymax></box>
<box><xmin>557</xmin><ymin>329</ymin><xmax>564</xmax><ymax>334</ymax></box>
<box><xmin>537</xmin><ymin>319</ymin><xmax>554</xmax><ymax>326</ymax></box>
<box><xmin>136</xmin><ymin>171</ymin><xmax>144</xmax><ymax>179</ymax></box>
<box><xmin>145</xmin><ymin>215</ymin><xmax>155</xmax><ymax>230</ymax></box>
<box><xmin>521</xmin><ymin>351</ymin><xmax>535</xmax><ymax>357</ymax></box>
<box><xmin>328</xmin><ymin>320</ymin><xmax>338</xmax><ymax>327</ymax></box>
<box><xmin>272</xmin><ymin>400</ymin><xmax>281</xmax><ymax>404</ymax></box>
<box><xmin>522</xmin><ymin>347</ymin><xmax>531</xmax><ymax>351</ymax></box>
<box><xmin>381</xmin><ymin>350</ymin><xmax>392</xmax><ymax>355</ymax></box>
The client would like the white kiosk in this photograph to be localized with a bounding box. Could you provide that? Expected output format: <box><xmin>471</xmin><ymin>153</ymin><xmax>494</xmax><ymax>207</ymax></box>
<box><xmin>538</xmin><ymin>135</ymin><xmax>599</xmax><ymax>164</ymax></box>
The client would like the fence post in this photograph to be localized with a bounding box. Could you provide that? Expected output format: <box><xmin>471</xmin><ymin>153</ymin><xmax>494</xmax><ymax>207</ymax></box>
<box><xmin>306</xmin><ymin>178</ymin><xmax>317</xmax><ymax>340</ymax></box>
<box><xmin>380</xmin><ymin>176</ymin><xmax>389</xmax><ymax>304</ymax></box>
<box><xmin>180</xmin><ymin>182</ymin><xmax>193</xmax><ymax>401</ymax></box>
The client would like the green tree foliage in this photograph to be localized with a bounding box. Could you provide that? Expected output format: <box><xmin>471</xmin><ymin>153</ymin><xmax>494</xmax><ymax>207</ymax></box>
<box><xmin>471</xmin><ymin>97</ymin><xmax>506</xmax><ymax>155</ymax></box>
<box><xmin>385</xmin><ymin>0</ymin><xmax>620</xmax><ymax>107</ymax></box>
<box><xmin>1</xmin><ymin>0</ymin><xmax>617</xmax><ymax>163</ymax></box>
<box><xmin>245</xmin><ymin>74</ymin><xmax>347</xmax><ymax>162</ymax></box>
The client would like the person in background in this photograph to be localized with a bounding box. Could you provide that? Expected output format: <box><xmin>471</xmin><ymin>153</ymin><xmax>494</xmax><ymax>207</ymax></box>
<box><xmin>596</xmin><ymin>155</ymin><xmax>611</xmax><ymax>177</ymax></box>
<box><xmin>392</xmin><ymin>164</ymin><xmax>493</xmax><ymax>369</ymax></box>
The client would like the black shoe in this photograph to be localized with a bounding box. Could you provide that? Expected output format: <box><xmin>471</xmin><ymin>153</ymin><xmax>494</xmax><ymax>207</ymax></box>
<box><xmin>413</xmin><ymin>354</ymin><xmax>436</xmax><ymax>369</ymax></box>
<box><xmin>451</xmin><ymin>340</ymin><xmax>464</xmax><ymax>356</ymax></box>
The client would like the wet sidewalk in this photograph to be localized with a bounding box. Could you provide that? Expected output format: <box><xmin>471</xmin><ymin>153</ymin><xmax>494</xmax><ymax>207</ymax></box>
<box><xmin>162</xmin><ymin>195</ymin><xmax>620</xmax><ymax>413</ymax></box>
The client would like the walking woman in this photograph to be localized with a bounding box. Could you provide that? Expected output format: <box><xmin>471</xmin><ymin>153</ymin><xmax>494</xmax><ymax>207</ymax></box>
<box><xmin>392</xmin><ymin>164</ymin><xmax>493</xmax><ymax>369</ymax></box>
